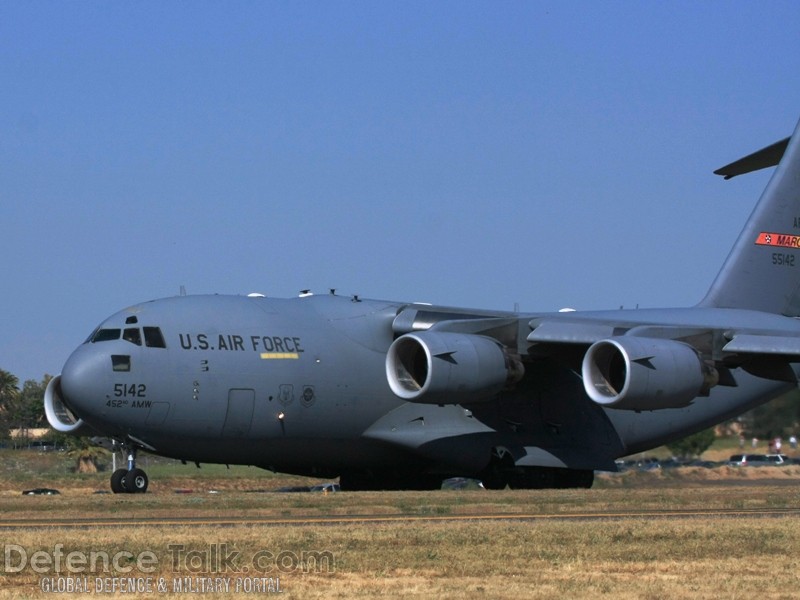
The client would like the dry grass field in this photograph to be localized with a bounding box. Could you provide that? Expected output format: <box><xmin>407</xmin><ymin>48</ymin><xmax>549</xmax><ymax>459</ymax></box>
<box><xmin>2</xmin><ymin>515</ymin><xmax>800</xmax><ymax>599</ymax></box>
<box><xmin>1</xmin><ymin>449</ymin><xmax>800</xmax><ymax>598</ymax></box>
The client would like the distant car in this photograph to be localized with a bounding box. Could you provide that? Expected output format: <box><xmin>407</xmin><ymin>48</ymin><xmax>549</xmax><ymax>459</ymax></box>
<box><xmin>636</xmin><ymin>459</ymin><xmax>661</xmax><ymax>471</ymax></box>
<box><xmin>686</xmin><ymin>460</ymin><xmax>718</xmax><ymax>469</ymax></box>
<box><xmin>441</xmin><ymin>477</ymin><xmax>486</xmax><ymax>490</ymax></box>
<box><xmin>614</xmin><ymin>458</ymin><xmax>661</xmax><ymax>472</ymax></box>
<box><xmin>766</xmin><ymin>454</ymin><xmax>788</xmax><ymax>465</ymax></box>
<box><xmin>22</xmin><ymin>488</ymin><xmax>60</xmax><ymax>495</ymax></box>
<box><xmin>309</xmin><ymin>483</ymin><xmax>340</xmax><ymax>493</ymax></box>
<box><xmin>728</xmin><ymin>454</ymin><xmax>769</xmax><ymax>466</ymax></box>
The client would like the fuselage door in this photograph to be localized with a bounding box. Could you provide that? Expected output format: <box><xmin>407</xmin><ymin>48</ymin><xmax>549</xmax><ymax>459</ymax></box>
<box><xmin>222</xmin><ymin>388</ymin><xmax>255</xmax><ymax>438</ymax></box>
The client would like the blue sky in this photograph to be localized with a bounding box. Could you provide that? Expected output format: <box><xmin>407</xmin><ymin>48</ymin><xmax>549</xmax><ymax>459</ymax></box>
<box><xmin>2</xmin><ymin>2</ymin><xmax>800</xmax><ymax>384</ymax></box>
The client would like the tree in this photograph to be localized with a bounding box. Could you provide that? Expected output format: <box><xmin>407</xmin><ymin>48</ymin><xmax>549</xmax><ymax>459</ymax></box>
<box><xmin>0</xmin><ymin>369</ymin><xmax>20</xmax><ymax>441</ymax></box>
<box><xmin>667</xmin><ymin>428</ymin><xmax>716</xmax><ymax>459</ymax></box>
<box><xmin>18</xmin><ymin>376</ymin><xmax>50</xmax><ymax>430</ymax></box>
<box><xmin>64</xmin><ymin>436</ymin><xmax>108</xmax><ymax>473</ymax></box>
<box><xmin>737</xmin><ymin>389</ymin><xmax>800</xmax><ymax>439</ymax></box>
<box><xmin>0</xmin><ymin>374</ymin><xmax>51</xmax><ymax>444</ymax></box>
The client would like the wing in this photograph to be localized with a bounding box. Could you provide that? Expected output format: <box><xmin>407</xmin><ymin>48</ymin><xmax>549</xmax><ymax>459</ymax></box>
<box><xmin>527</xmin><ymin>310</ymin><xmax>800</xmax><ymax>407</ymax></box>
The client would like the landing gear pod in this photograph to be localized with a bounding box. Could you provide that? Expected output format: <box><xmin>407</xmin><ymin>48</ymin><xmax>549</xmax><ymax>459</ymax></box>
<box><xmin>44</xmin><ymin>375</ymin><xmax>92</xmax><ymax>435</ymax></box>
<box><xmin>386</xmin><ymin>331</ymin><xmax>522</xmax><ymax>404</ymax></box>
<box><xmin>582</xmin><ymin>337</ymin><xmax>718</xmax><ymax>411</ymax></box>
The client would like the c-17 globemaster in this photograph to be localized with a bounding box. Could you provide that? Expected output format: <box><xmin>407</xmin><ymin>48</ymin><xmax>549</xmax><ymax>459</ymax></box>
<box><xmin>45</xmin><ymin>114</ymin><xmax>800</xmax><ymax>492</ymax></box>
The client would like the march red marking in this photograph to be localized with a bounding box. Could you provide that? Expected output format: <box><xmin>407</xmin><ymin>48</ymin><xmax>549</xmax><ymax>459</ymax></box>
<box><xmin>755</xmin><ymin>232</ymin><xmax>800</xmax><ymax>248</ymax></box>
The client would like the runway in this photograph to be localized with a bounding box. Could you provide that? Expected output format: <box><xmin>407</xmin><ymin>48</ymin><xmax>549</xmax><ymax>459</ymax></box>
<box><xmin>3</xmin><ymin>506</ymin><xmax>799</xmax><ymax>530</ymax></box>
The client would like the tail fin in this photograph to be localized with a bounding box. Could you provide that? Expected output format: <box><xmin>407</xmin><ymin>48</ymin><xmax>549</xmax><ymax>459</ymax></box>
<box><xmin>700</xmin><ymin>116</ymin><xmax>800</xmax><ymax>316</ymax></box>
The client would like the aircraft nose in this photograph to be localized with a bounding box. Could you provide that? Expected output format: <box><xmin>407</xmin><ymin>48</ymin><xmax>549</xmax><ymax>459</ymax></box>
<box><xmin>59</xmin><ymin>344</ymin><xmax>111</xmax><ymax>417</ymax></box>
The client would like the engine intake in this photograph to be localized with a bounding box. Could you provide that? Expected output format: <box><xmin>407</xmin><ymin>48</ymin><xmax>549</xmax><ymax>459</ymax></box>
<box><xmin>386</xmin><ymin>332</ymin><xmax>521</xmax><ymax>404</ymax></box>
<box><xmin>44</xmin><ymin>375</ymin><xmax>92</xmax><ymax>435</ymax></box>
<box><xmin>581</xmin><ymin>337</ymin><xmax>717</xmax><ymax>411</ymax></box>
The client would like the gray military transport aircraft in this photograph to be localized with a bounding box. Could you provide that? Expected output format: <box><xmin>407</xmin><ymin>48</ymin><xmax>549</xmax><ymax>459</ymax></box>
<box><xmin>45</xmin><ymin>115</ymin><xmax>800</xmax><ymax>493</ymax></box>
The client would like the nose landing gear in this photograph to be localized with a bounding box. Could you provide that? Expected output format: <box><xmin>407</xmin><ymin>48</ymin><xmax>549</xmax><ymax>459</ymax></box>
<box><xmin>110</xmin><ymin>447</ymin><xmax>149</xmax><ymax>494</ymax></box>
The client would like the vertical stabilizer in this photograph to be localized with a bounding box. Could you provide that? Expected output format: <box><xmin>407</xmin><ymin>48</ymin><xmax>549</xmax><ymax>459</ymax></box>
<box><xmin>700</xmin><ymin>117</ymin><xmax>800</xmax><ymax>316</ymax></box>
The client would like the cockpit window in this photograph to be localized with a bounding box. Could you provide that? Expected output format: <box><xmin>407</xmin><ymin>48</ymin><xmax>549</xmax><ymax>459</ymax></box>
<box><xmin>92</xmin><ymin>329</ymin><xmax>121</xmax><ymax>343</ymax></box>
<box><xmin>85</xmin><ymin>325</ymin><xmax>165</xmax><ymax>347</ymax></box>
<box><xmin>123</xmin><ymin>328</ymin><xmax>142</xmax><ymax>346</ymax></box>
<box><xmin>143</xmin><ymin>327</ymin><xmax>166</xmax><ymax>348</ymax></box>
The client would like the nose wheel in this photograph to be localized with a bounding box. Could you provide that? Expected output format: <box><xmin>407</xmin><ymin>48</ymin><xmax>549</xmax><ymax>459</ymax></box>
<box><xmin>110</xmin><ymin>447</ymin><xmax>149</xmax><ymax>494</ymax></box>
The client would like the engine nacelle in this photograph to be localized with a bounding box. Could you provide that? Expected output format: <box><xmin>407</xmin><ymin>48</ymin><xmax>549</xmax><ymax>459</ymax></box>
<box><xmin>386</xmin><ymin>332</ymin><xmax>521</xmax><ymax>404</ymax></box>
<box><xmin>44</xmin><ymin>375</ymin><xmax>92</xmax><ymax>435</ymax></box>
<box><xmin>581</xmin><ymin>337</ymin><xmax>717</xmax><ymax>411</ymax></box>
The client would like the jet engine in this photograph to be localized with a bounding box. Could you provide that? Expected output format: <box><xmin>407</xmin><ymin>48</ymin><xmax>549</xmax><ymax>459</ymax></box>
<box><xmin>386</xmin><ymin>331</ymin><xmax>522</xmax><ymax>404</ymax></box>
<box><xmin>44</xmin><ymin>375</ymin><xmax>92</xmax><ymax>435</ymax></box>
<box><xmin>581</xmin><ymin>337</ymin><xmax>718</xmax><ymax>411</ymax></box>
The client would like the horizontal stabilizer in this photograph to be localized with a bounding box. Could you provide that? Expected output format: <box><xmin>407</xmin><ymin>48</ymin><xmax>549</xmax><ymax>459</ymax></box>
<box><xmin>714</xmin><ymin>137</ymin><xmax>789</xmax><ymax>179</ymax></box>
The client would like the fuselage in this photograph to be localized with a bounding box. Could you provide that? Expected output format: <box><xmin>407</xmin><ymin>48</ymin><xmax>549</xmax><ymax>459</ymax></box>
<box><xmin>50</xmin><ymin>292</ymin><xmax>799</xmax><ymax>483</ymax></box>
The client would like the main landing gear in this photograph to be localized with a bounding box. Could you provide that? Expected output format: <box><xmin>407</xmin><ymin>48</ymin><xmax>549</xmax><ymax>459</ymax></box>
<box><xmin>110</xmin><ymin>446</ymin><xmax>149</xmax><ymax>494</ymax></box>
<box><xmin>478</xmin><ymin>448</ymin><xmax>595</xmax><ymax>490</ymax></box>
